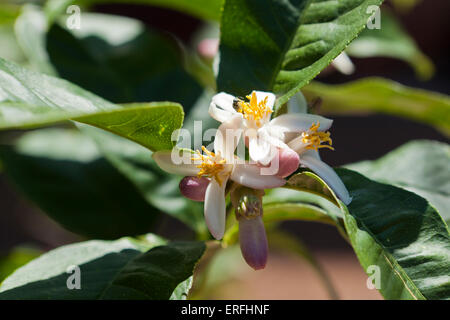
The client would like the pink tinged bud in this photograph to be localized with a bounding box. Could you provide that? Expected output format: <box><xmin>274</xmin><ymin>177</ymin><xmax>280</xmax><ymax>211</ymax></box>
<box><xmin>238</xmin><ymin>216</ymin><xmax>269</xmax><ymax>270</ymax></box>
<box><xmin>276</xmin><ymin>147</ymin><xmax>300</xmax><ymax>178</ymax></box>
<box><xmin>197</xmin><ymin>38</ymin><xmax>219</xmax><ymax>60</ymax></box>
<box><xmin>179</xmin><ymin>176</ymin><xmax>210</xmax><ymax>202</ymax></box>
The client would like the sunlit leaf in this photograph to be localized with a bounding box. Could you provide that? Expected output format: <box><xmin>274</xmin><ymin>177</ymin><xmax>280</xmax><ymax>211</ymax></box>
<box><xmin>338</xmin><ymin>168</ymin><xmax>450</xmax><ymax>300</ymax></box>
<box><xmin>0</xmin><ymin>235</ymin><xmax>206</xmax><ymax>300</ymax></box>
<box><xmin>347</xmin><ymin>10</ymin><xmax>434</xmax><ymax>80</ymax></box>
<box><xmin>346</xmin><ymin>140</ymin><xmax>450</xmax><ymax>225</ymax></box>
<box><xmin>302</xmin><ymin>78</ymin><xmax>450</xmax><ymax>136</ymax></box>
<box><xmin>45</xmin><ymin>0</ymin><xmax>223</xmax><ymax>21</ymax></box>
<box><xmin>0</xmin><ymin>58</ymin><xmax>184</xmax><ymax>151</ymax></box>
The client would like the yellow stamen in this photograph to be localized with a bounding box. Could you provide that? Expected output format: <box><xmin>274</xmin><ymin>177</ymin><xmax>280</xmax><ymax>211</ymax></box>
<box><xmin>301</xmin><ymin>122</ymin><xmax>334</xmax><ymax>151</ymax></box>
<box><xmin>192</xmin><ymin>146</ymin><xmax>227</xmax><ymax>185</ymax></box>
<box><xmin>237</xmin><ymin>91</ymin><xmax>272</xmax><ymax>126</ymax></box>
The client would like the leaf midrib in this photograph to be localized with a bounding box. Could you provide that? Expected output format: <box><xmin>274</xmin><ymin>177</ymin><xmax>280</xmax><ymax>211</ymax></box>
<box><xmin>267</xmin><ymin>0</ymin><xmax>314</xmax><ymax>92</ymax></box>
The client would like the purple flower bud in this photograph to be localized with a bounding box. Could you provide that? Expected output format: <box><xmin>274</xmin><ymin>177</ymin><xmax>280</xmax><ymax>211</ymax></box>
<box><xmin>276</xmin><ymin>147</ymin><xmax>300</xmax><ymax>178</ymax></box>
<box><xmin>179</xmin><ymin>176</ymin><xmax>210</xmax><ymax>202</ymax></box>
<box><xmin>238</xmin><ymin>216</ymin><xmax>268</xmax><ymax>270</ymax></box>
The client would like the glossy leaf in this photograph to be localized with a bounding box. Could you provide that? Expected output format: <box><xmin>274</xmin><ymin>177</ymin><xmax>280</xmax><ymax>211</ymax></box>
<box><xmin>217</xmin><ymin>0</ymin><xmax>384</xmax><ymax>107</ymax></box>
<box><xmin>46</xmin><ymin>14</ymin><xmax>202</xmax><ymax>106</ymax></box>
<box><xmin>346</xmin><ymin>140</ymin><xmax>450</xmax><ymax>225</ymax></box>
<box><xmin>48</xmin><ymin>0</ymin><xmax>223</xmax><ymax>21</ymax></box>
<box><xmin>0</xmin><ymin>235</ymin><xmax>206</xmax><ymax>300</ymax></box>
<box><xmin>0</xmin><ymin>128</ymin><xmax>163</xmax><ymax>239</ymax></box>
<box><xmin>14</xmin><ymin>5</ymin><xmax>56</xmax><ymax>75</ymax></box>
<box><xmin>347</xmin><ymin>10</ymin><xmax>434</xmax><ymax>80</ymax></box>
<box><xmin>0</xmin><ymin>58</ymin><xmax>184</xmax><ymax>151</ymax></box>
<box><xmin>302</xmin><ymin>78</ymin><xmax>450</xmax><ymax>136</ymax></box>
<box><xmin>338</xmin><ymin>168</ymin><xmax>450</xmax><ymax>300</ymax></box>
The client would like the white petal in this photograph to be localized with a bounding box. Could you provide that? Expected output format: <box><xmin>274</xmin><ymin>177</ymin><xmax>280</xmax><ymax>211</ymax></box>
<box><xmin>300</xmin><ymin>155</ymin><xmax>352</xmax><ymax>205</ymax></box>
<box><xmin>204</xmin><ymin>178</ymin><xmax>227</xmax><ymax>239</ymax></box>
<box><xmin>303</xmin><ymin>149</ymin><xmax>321</xmax><ymax>160</ymax></box>
<box><xmin>212</xmin><ymin>92</ymin><xmax>236</xmax><ymax>111</ymax></box>
<box><xmin>231</xmin><ymin>163</ymin><xmax>286</xmax><ymax>189</ymax></box>
<box><xmin>269</xmin><ymin>113</ymin><xmax>333</xmax><ymax>133</ymax></box>
<box><xmin>248</xmin><ymin>136</ymin><xmax>273</xmax><ymax>165</ymax></box>
<box><xmin>259</xmin><ymin>126</ymin><xmax>288</xmax><ymax>149</ymax></box>
<box><xmin>253</xmin><ymin>91</ymin><xmax>276</xmax><ymax>110</ymax></box>
<box><xmin>209</xmin><ymin>92</ymin><xmax>238</xmax><ymax>123</ymax></box>
<box><xmin>152</xmin><ymin>150</ymin><xmax>199</xmax><ymax>176</ymax></box>
<box><xmin>287</xmin><ymin>91</ymin><xmax>308</xmax><ymax>114</ymax></box>
<box><xmin>214</xmin><ymin>114</ymin><xmax>243</xmax><ymax>162</ymax></box>
<box><xmin>287</xmin><ymin>135</ymin><xmax>308</xmax><ymax>155</ymax></box>
<box><xmin>332</xmin><ymin>52</ymin><xmax>355</xmax><ymax>75</ymax></box>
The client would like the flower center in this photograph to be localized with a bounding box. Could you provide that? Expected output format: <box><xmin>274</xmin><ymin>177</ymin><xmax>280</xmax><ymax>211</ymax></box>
<box><xmin>192</xmin><ymin>146</ymin><xmax>228</xmax><ymax>185</ymax></box>
<box><xmin>301</xmin><ymin>122</ymin><xmax>334</xmax><ymax>151</ymax></box>
<box><xmin>236</xmin><ymin>91</ymin><xmax>272</xmax><ymax>126</ymax></box>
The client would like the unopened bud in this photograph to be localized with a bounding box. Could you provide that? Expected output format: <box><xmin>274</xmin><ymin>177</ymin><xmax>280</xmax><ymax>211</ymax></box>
<box><xmin>231</xmin><ymin>187</ymin><xmax>264</xmax><ymax>220</ymax></box>
<box><xmin>179</xmin><ymin>176</ymin><xmax>210</xmax><ymax>202</ymax></box>
<box><xmin>237</xmin><ymin>194</ymin><xmax>262</xmax><ymax>219</ymax></box>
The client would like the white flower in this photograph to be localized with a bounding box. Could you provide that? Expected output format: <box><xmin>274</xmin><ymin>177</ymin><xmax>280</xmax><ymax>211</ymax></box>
<box><xmin>152</xmin><ymin>116</ymin><xmax>285</xmax><ymax>240</ymax></box>
<box><xmin>209</xmin><ymin>91</ymin><xmax>333</xmax><ymax>165</ymax></box>
<box><xmin>285</xmin><ymin>96</ymin><xmax>352</xmax><ymax>205</ymax></box>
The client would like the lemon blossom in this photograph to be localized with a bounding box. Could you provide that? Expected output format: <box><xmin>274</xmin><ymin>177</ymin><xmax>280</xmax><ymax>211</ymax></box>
<box><xmin>284</xmin><ymin>109</ymin><xmax>352</xmax><ymax>204</ymax></box>
<box><xmin>209</xmin><ymin>91</ymin><xmax>333</xmax><ymax>166</ymax></box>
<box><xmin>152</xmin><ymin>117</ymin><xmax>285</xmax><ymax>240</ymax></box>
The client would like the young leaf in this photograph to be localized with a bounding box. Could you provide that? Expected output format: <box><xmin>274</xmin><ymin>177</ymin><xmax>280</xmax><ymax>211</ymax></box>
<box><xmin>302</xmin><ymin>78</ymin><xmax>450</xmax><ymax>136</ymax></box>
<box><xmin>47</xmin><ymin>0</ymin><xmax>223</xmax><ymax>22</ymax></box>
<box><xmin>346</xmin><ymin>140</ymin><xmax>450</xmax><ymax>225</ymax></box>
<box><xmin>217</xmin><ymin>0</ymin><xmax>384</xmax><ymax>106</ymax></box>
<box><xmin>347</xmin><ymin>10</ymin><xmax>434</xmax><ymax>80</ymax></box>
<box><xmin>338</xmin><ymin>168</ymin><xmax>450</xmax><ymax>300</ymax></box>
<box><xmin>46</xmin><ymin>14</ymin><xmax>202</xmax><ymax>107</ymax></box>
<box><xmin>0</xmin><ymin>236</ymin><xmax>206</xmax><ymax>300</ymax></box>
<box><xmin>0</xmin><ymin>58</ymin><xmax>184</xmax><ymax>152</ymax></box>
<box><xmin>0</xmin><ymin>128</ymin><xmax>163</xmax><ymax>239</ymax></box>
<box><xmin>14</xmin><ymin>5</ymin><xmax>56</xmax><ymax>75</ymax></box>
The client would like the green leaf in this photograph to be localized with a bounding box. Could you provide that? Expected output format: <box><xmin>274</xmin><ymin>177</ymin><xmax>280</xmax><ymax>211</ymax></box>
<box><xmin>347</xmin><ymin>10</ymin><xmax>434</xmax><ymax>80</ymax></box>
<box><xmin>338</xmin><ymin>168</ymin><xmax>450</xmax><ymax>300</ymax></box>
<box><xmin>217</xmin><ymin>0</ymin><xmax>384</xmax><ymax>106</ymax></box>
<box><xmin>0</xmin><ymin>128</ymin><xmax>163</xmax><ymax>239</ymax></box>
<box><xmin>14</xmin><ymin>5</ymin><xmax>56</xmax><ymax>75</ymax></box>
<box><xmin>46</xmin><ymin>13</ymin><xmax>202</xmax><ymax>106</ymax></box>
<box><xmin>0</xmin><ymin>4</ymin><xmax>20</xmax><ymax>26</ymax></box>
<box><xmin>346</xmin><ymin>140</ymin><xmax>450</xmax><ymax>225</ymax></box>
<box><xmin>0</xmin><ymin>235</ymin><xmax>206</xmax><ymax>300</ymax></box>
<box><xmin>0</xmin><ymin>57</ymin><xmax>184</xmax><ymax>151</ymax></box>
<box><xmin>302</xmin><ymin>78</ymin><xmax>450</xmax><ymax>136</ymax></box>
<box><xmin>53</xmin><ymin>0</ymin><xmax>223</xmax><ymax>21</ymax></box>
<box><xmin>0</xmin><ymin>247</ymin><xmax>42</xmax><ymax>284</ymax></box>
<box><xmin>44</xmin><ymin>0</ymin><xmax>76</xmax><ymax>25</ymax></box>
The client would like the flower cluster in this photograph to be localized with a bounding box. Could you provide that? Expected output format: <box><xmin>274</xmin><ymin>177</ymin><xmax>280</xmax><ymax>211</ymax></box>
<box><xmin>153</xmin><ymin>91</ymin><xmax>351</xmax><ymax>270</ymax></box>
